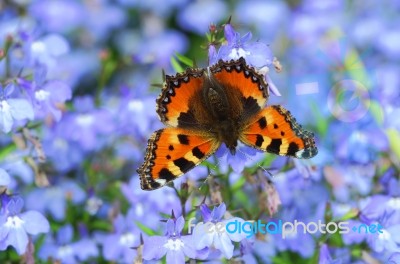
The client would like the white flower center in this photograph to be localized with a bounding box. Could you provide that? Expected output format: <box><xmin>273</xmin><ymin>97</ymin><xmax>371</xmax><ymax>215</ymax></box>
<box><xmin>57</xmin><ymin>245</ymin><xmax>74</xmax><ymax>258</ymax></box>
<box><xmin>35</xmin><ymin>90</ymin><xmax>51</xmax><ymax>101</ymax></box>
<box><xmin>229</xmin><ymin>48</ymin><xmax>250</xmax><ymax>60</ymax></box>
<box><xmin>54</xmin><ymin>138</ymin><xmax>68</xmax><ymax>150</ymax></box>
<box><xmin>164</xmin><ymin>238</ymin><xmax>184</xmax><ymax>251</ymax></box>
<box><xmin>0</xmin><ymin>100</ymin><xmax>11</xmax><ymax>113</ymax></box>
<box><xmin>378</xmin><ymin>229</ymin><xmax>391</xmax><ymax>241</ymax></box>
<box><xmin>76</xmin><ymin>114</ymin><xmax>94</xmax><ymax>127</ymax></box>
<box><xmin>5</xmin><ymin>215</ymin><xmax>25</xmax><ymax>228</ymax></box>
<box><xmin>119</xmin><ymin>233</ymin><xmax>135</xmax><ymax>246</ymax></box>
<box><xmin>128</xmin><ymin>100</ymin><xmax>144</xmax><ymax>112</ymax></box>
<box><xmin>387</xmin><ymin>198</ymin><xmax>400</xmax><ymax>209</ymax></box>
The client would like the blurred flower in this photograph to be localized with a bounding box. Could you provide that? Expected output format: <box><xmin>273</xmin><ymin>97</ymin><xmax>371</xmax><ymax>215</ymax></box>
<box><xmin>0</xmin><ymin>83</ymin><xmax>34</xmax><ymax>133</ymax></box>
<box><xmin>319</xmin><ymin>244</ymin><xmax>342</xmax><ymax>264</ymax></box>
<box><xmin>98</xmin><ymin>209</ymin><xmax>140</xmax><ymax>262</ymax></box>
<box><xmin>19</xmin><ymin>63</ymin><xmax>72</xmax><ymax>121</ymax></box>
<box><xmin>0</xmin><ymin>195</ymin><xmax>50</xmax><ymax>255</ymax></box>
<box><xmin>177</xmin><ymin>0</ymin><xmax>228</xmax><ymax>34</ymax></box>
<box><xmin>25</xmin><ymin>180</ymin><xmax>86</xmax><ymax>221</ymax></box>
<box><xmin>143</xmin><ymin>215</ymin><xmax>196</xmax><ymax>263</ymax></box>
<box><xmin>0</xmin><ymin>168</ymin><xmax>10</xmax><ymax>186</ymax></box>
<box><xmin>210</xmin><ymin>23</ymin><xmax>281</xmax><ymax>96</ymax></box>
<box><xmin>192</xmin><ymin>203</ymin><xmax>246</xmax><ymax>259</ymax></box>
<box><xmin>39</xmin><ymin>224</ymin><xmax>98</xmax><ymax>263</ymax></box>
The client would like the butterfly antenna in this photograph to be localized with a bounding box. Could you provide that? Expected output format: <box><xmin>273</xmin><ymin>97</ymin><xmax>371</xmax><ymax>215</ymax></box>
<box><xmin>236</xmin><ymin>148</ymin><xmax>273</xmax><ymax>177</ymax></box>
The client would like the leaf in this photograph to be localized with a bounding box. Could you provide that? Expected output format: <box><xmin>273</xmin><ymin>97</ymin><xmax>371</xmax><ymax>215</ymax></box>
<box><xmin>135</xmin><ymin>221</ymin><xmax>158</xmax><ymax>236</ymax></box>
<box><xmin>369</xmin><ymin>100</ymin><xmax>385</xmax><ymax>126</ymax></box>
<box><xmin>175</xmin><ymin>53</ymin><xmax>193</xmax><ymax>67</ymax></box>
<box><xmin>170</xmin><ymin>57</ymin><xmax>184</xmax><ymax>73</ymax></box>
<box><xmin>386</xmin><ymin>128</ymin><xmax>400</xmax><ymax>161</ymax></box>
<box><xmin>0</xmin><ymin>143</ymin><xmax>16</xmax><ymax>161</ymax></box>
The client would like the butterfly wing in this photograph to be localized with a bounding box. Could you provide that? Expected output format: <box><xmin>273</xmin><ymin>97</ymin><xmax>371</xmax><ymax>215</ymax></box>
<box><xmin>137</xmin><ymin>128</ymin><xmax>220</xmax><ymax>190</ymax></box>
<box><xmin>240</xmin><ymin>105</ymin><xmax>318</xmax><ymax>158</ymax></box>
<box><xmin>210</xmin><ymin>57</ymin><xmax>269</xmax><ymax>119</ymax></box>
<box><xmin>156</xmin><ymin>68</ymin><xmax>206</xmax><ymax>128</ymax></box>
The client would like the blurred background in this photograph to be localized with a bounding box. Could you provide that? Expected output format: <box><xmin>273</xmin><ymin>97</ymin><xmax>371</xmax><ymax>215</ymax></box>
<box><xmin>0</xmin><ymin>0</ymin><xmax>399</xmax><ymax>263</ymax></box>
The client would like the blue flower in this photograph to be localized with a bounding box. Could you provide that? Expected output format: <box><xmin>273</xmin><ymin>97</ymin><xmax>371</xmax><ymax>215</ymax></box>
<box><xmin>210</xmin><ymin>24</ymin><xmax>281</xmax><ymax>96</ymax></box>
<box><xmin>143</xmin><ymin>215</ymin><xmax>196</xmax><ymax>263</ymax></box>
<box><xmin>192</xmin><ymin>203</ymin><xmax>247</xmax><ymax>259</ymax></box>
<box><xmin>318</xmin><ymin>244</ymin><xmax>342</xmax><ymax>264</ymax></box>
<box><xmin>0</xmin><ymin>168</ymin><xmax>11</xmax><ymax>186</ymax></box>
<box><xmin>19</xmin><ymin>63</ymin><xmax>72</xmax><ymax>121</ymax></box>
<box><xmin>99</xmin><ymin>210</ymin><xmax>139</xmax><ymax>263</ymax></box>
<box><xmin>0</xmin><ymin>84</ymin><xmax>34</xmax><ymax>133</ymax></box>
<box><xmin>0</xmin><ymin>195</ymin><xmax>50</xmax><ymax>255</ymax></box>
<box><xmin>39</xmin><ymin>224</ymin><xmax>98</xmax><ymax>263</ymax></box>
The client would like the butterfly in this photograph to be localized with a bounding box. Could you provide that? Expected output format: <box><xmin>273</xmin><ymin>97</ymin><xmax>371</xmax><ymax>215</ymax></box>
<box><xmin>137</xmin><ymin>57</ymin><xmax>318</xmax><ymax>190</ymax></box>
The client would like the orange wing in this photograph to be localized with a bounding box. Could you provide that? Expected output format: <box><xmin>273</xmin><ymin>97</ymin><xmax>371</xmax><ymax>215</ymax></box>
<box><xmin>156</xmin><ymin>68</ymin><xmax>205</xmax><ymax>128</ymax></box>
<box><xmin>137</xmin><ymin>128</ymin><xmax>220</xmax><ymax>190</ymax></box>
<box><xmin>240</xmin><ymin>105</ymin><xmax>318</xmax><ymax>159</ymax></box>
<box><xmin>210</xmin><ymin>57</ymin><xmax>269</xmax><ymax>119</ymax></box>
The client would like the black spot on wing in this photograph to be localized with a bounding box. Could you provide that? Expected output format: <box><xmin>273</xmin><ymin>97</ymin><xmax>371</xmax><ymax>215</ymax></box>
<box><xmin>166</xmin><ymin>155</ymin><xmax>171</xmax><ymax>160</ymax></box>
<box><xmin>192</xmin><ymin>147</ymin><xmax>205</xmax><ymax>159</ymax></box>
<box><xmin>177</xmin><ymin>111</ymin><xmax>198</xmax><ymax>128</ymax></box>
<box><xmin>287</xmin><ymin>142</ymin><xmax>300</xmax><ymax>156</ymax></box>
<box><xmin>169</xmin><ymin>145</ymin><xmax>174</xmax><ymax>151</ymax></box>
<box><xmin>158</xmin><ymin>168</ymin><xmax>175</xmax><ymax>181</ymax></box>
<box><xmin>273</xmin><ymin>124</ymin><xmax>278</xmax><ymax>129</ymax></box>
<box><xmin>258</xmin><ymin>116</ymin><xmax>267</xmax><ymax>129</ymax></box>
<box><xmin>241</xmin><ymin>96</ymin><xmax>261</xmax><ymax>118</ymax></box>
<box><xmin>267</xmin><ymin>139</ymin><xmax>282</xmax><ymax>154</ymax></box>
<box><xmin>174</xmin><ymin>157</ymin><xmax>195</xmax><ymax>173</ymax></box>
<box><xmin>177</xmin><ymin>134</ymin><xmax>189</xmax><ymax>145</ymax></box>
<box><xmin>255</xmin><ymin>135</ymin><xmax>264</xmax><ymax>147</ymax></box>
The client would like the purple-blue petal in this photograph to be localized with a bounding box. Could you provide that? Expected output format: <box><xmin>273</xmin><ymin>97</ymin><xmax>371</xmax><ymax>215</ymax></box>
<box><xmin>20</xmin><ymin>211</ymin><xmax>50</xmax><ymax>235</ymax></box>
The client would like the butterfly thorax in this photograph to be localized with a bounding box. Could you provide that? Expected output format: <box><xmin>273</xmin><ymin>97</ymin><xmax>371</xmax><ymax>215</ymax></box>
<box><xmin>202</xmin><ymin>74</ymin><xmax>239</xmax><ymax>155</ymax></box>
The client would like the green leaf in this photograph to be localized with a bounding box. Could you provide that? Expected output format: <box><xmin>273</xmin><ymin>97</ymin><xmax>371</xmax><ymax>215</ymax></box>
<box><xmin>170</xmin><ymin>56</ymin><xmax>184</xmax><ymax>73</ymax></box>
<box><xmin>135</xmin><ymin>221</ymin><xmax>158</xmax><ymax>236</ymax></box>
<box><xmin>175</xmin><ymin>53</ymin><xmax>193</xmax><ymax>67</ymax></box>
<box><xmin>369</xmin><ymin>100</ymin><xmax>385</xmax><ymax>126</ymax></box>
<box><xmin>386</xmin><ymin>128</ymin><xmax>400</xmax><ymax>160</ymax></box>
<box><xmin>0</xmin><ymin>143</ymin><xmax>16</xmax><ymax>161</ymax></box>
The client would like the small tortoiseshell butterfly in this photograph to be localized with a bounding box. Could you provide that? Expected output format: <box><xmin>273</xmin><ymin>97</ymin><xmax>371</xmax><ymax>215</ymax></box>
<box><xmin>138</xmin><ymin>58</ymin><xmax>318</xmax><ymax>190</ymax></box>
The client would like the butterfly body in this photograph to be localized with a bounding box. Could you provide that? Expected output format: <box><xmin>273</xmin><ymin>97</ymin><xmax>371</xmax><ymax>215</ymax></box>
<box><xmin>138</xmin><ymin>58</ymin><xmax>317</xmax><ymax>190</ymax></box>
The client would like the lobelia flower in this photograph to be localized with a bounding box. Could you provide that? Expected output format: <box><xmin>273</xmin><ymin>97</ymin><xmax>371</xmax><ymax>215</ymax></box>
<box><xmin>143</xmin><ymin>214</ymin><xmax>196</xmax><ymax>263</ymax></box>
<box><xmin>0</xmin><ymin>83</ymin><xmax>34</xmax><ymax>133</ymax></box>
<box><xmin>192</xmin><ymin>203</ymin><xmax>247</xmax><ymax>259</ymax></box>
<box><xmin>0</xmin><ymin>168</ymin><xmax>11</xmax><ymax>186</ymax></box>
<box><xmin>0</xmin><ymin>194</ymin><xmax>50</xmax><ymax>255</ymax></box>
<box><xmin>99</xmin><ymin>209</ymin><xmax>140</xmax><ymax>263</ymax></box>
<box><xmin>18</xmin><ymin>63</ymin><xmax>72</xmax><ymax>121</ymax></box>
<box><xmin>210</xmin><ymin>23</ymin><xmax>281</xmax><ymax>96</ymax></box>
<box><xmin>39</xmin><ymin>224</ymin><xmax>98</xmax><ymax>263</ymax></box>
<box><xmin>25</xmin><ymin>180</ymin><xmax>86</xmax><ymax>221</ymax></box>
<box><xmin>318</xmin><ymin>244</ymin><xmax>342</xmax><ymax>264</ymax></box>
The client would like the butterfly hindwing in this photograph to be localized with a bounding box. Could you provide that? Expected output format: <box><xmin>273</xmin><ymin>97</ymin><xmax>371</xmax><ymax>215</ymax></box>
<box><xmin>137</xmin><ymin>128</ymin><xmax>220</xmax><ymax>190</ymax></box>
<box><xmin>240</xmin><ymin>105</ymin><xmax>318</xmax><ymax>159</ymax></box>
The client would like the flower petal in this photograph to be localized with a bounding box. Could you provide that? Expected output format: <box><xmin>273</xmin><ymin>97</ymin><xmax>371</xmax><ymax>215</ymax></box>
<box><xmin>0</xmin><ymin>168</ymin><xmax>11</xmax><ymax>186</ymax></box>
<box><xmin>8</xmin><ymin>99</ymin><xmax>34</xmax><ymax>121</ymax></box>
<box><xmin>5</xmin><ymin>224</ymin><xmax>28</xmax><ymax>255</ymax></box>
<box><xmin>213</xmin><ymin>232</ymin><xmax>234</xmax><ymax>259</ymax></box>
<box><xmin>142</xmin><ymin>236</ymin><xmax>168</xmax><ymax>260</ymax></box>
<box><xmin>20</xmin><ymin>211</ymin><xmax>50</xmax><ymax>235</ymax></box>
<box><xmin>193</xmin><ymin>223</ymin><xmax>214</xmax><ymax>249</ymax></box>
